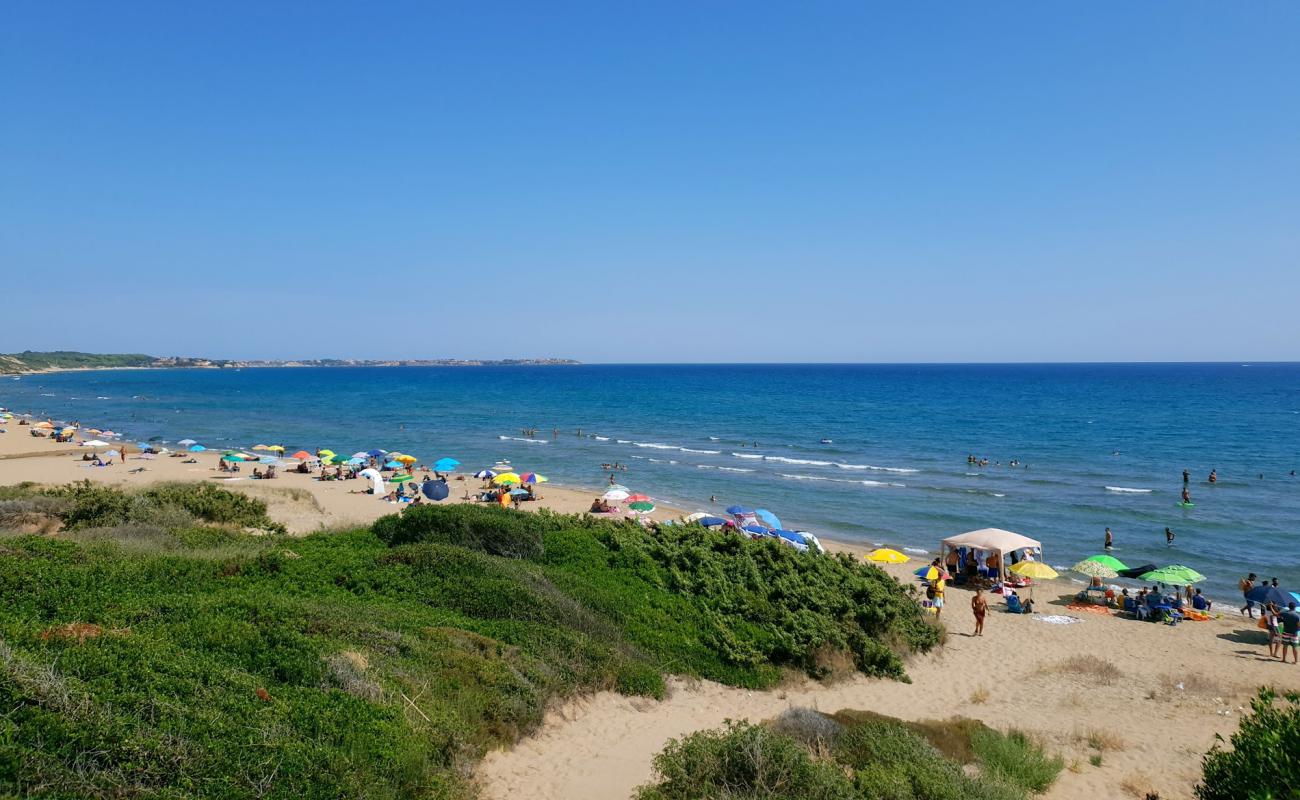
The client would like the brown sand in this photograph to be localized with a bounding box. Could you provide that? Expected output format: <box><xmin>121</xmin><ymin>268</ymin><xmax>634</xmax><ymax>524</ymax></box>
<box><xmin>2</xmin><ymin>423</ymin><xmax>1296</xmax><ymax>799</ymax></box>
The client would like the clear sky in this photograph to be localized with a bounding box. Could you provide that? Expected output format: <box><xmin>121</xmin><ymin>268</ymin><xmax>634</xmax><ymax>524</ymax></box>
<box><xmin>2</xmin><ymin>2</ymin><xmax>1296</xmax><ymax>363</ymax></box>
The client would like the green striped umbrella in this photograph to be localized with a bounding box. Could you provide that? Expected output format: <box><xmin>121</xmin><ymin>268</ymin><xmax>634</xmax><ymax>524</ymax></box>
<box><xmin>628</xmin><ymin>501</ymin><xmax>655</xmax><ymax>513</ymax></box>
<box><xmin>1084</xmin><ymin>554</ymin><xmax>1128</xmax><ymax>571</ymax></box>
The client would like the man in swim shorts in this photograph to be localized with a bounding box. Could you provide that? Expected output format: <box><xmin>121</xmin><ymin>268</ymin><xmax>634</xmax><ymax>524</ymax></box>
<box><xmin>1241</xmin><ymin>573</ymin><xmax>1257</xmax><ymax>618</ymax></box>
<box><xmin>1279</xmin><ymin>602</ymin><xmax>1300</xmax><ymax>664</ymax></box>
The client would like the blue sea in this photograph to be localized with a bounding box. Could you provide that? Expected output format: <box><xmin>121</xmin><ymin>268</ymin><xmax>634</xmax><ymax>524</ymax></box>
<box><xmin>4</xmin><ymin>363</ymin><xmax>1298</xmax><ymax>598</ymax></box>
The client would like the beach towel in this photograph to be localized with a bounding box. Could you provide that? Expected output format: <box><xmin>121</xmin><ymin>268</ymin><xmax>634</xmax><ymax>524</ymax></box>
<box><xmin>1031</xmin><ymin>615</ymin><xmax>1081</xmax><ymax>625</ymax></box>
<box><xmin>1067</xmin><ymin>602</ymin><xmax>1113</xmax><ymax>616</ymax></box>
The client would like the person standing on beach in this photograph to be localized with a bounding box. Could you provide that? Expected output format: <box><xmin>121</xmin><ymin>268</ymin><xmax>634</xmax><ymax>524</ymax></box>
<box><xmin>1104</xmin><ymin>527</ymin><xmax>1113</xmax><ymax>549</ymax></box>
<box><xmin>1279</xmin><ymin>603</ymin><xmax>1300</xmax><ymax>664</ymax></box>
<box><xmin>931</xmin><ymin>578</ymin><xmax>945</xmax><ymax>619</ymax></box>
<box><xmin>1241</xmin><ymin>573</ymin><xmax>1258</xmax><ymax>618</ymax></box>
<box><xmin>1166</xmin><ymin>527</ymin><xmax>1175</xmax><ymax>545</ymax></box>
<box><xmin>972</xmin><ymin>589</ymin><xmax>987</xmax><ymax>636</ymax></box>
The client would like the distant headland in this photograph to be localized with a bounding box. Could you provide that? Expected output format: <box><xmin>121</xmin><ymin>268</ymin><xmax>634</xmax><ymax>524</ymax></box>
<box><xmin>0</xmin><ymin>350</ymin><xmax>579</xmax><ymax>374</ymax></box>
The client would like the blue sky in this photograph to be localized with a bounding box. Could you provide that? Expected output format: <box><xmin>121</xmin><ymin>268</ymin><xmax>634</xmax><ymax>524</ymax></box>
<box><xmin>2</xmin><ymin>2</ymin><xmax>1296</xmax><ymax>362</ymax></box>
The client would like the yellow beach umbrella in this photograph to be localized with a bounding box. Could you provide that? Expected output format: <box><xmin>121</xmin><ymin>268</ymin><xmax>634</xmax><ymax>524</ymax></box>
<box><xmin>493</xmin><ymin>472</ymin><xmax>522</xmax><ymax>485</ymax></box>
<box><xmin>1009</xmin><ymin>561</ymin><xmax>1058</xmax><ymax>580</ymax></box>
<box><xmin>268</xmin><ymin>445</ymin><xmax>285</xmax><ymax>453</ymax></box>
<box><xmin>317</xmin><ymin>449</ymin><xmax>336</xmax><ymax>459</ymax></box>
<box><xmin>252</xmin><ymin>444</ymin><xmax>272</xmax><ymax>451</ymax></box>
<box><xmin>395</xmin><ymin>454</ymin><xmax>418</xmax><ymax>465</ymax></box>
<box><xmin>865</xmin><ymin>548</ymin><xmax>910</xmax><ymax>564</ymax></box>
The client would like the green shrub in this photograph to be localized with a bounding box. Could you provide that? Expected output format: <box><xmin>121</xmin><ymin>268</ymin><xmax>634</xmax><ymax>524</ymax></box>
<box><xmin>636</xmin><ymin>721</ymin><xmax>856</xmax><ymax>800</ymax></box>
<box><xmin>1198</xmin><ymin>687</ymin><xmax>1300</xmax><ymax>800</ymax></box>
<box><xmin>372</xmin><ymin>504</ymin><xmax>544</xmax><ymax>559</ymax></box>
<box><xmin>42</xmin><ymin>481</ymin><xmax>282</xmax><ymax>533</ymax></box>
<box><xmin>971</xmin><ymin>728</ymin><xmax>1063</xmax><ymax>793</ymax></box>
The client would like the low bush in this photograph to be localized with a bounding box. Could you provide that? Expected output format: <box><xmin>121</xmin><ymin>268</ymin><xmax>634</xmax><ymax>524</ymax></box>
<box><xmin>38</xmin><ymin>480</ymin><xmax>283</xmax><ymax>534</ymax></box>
<box><xmin>638</xmin><ymin>710</ymin><xmax>1054</xmax><ymax>800</ymax></box>
<box><xmin>372</xmin><ymin>503</ymin><xmax>544</xmax><ymax>559</ymax></box>
<box><xmin>971</xmin><ymin>728</ymin><xmax>1063</xmax><ymax>793</ymax></box>
<box><xmin>1197</xmin><ymin>687</ymin><xmax>1300</xmax><ymax>800</ymax></box>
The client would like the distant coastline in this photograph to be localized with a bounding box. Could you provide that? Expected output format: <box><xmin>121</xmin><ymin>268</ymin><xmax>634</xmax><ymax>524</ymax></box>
<box><xmin>0</xmin><ymin>351</ymin><xmax>579</xmax><ymax>375</ymax></box>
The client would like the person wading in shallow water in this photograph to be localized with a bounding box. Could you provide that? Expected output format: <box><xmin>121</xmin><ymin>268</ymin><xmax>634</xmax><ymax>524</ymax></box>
<box><xmin>1104</xmin><ymin>527</ymin><xmax>1113</xmax><ymax>550</ymax></box>
<box><xmin>1166</xmin><ymin>527</ymin><xmax>1175</xmax><ymax>545</ymax></box>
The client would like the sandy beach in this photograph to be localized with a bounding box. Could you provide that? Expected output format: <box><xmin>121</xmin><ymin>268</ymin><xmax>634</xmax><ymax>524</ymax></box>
<box><xmin>2</xmin><ymin>419</ymin><xmax>1297</xmax><ymax>800</ymax></box>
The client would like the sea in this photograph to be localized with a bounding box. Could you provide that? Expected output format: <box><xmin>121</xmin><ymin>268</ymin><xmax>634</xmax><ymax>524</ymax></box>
<box><xmin>3</xmin><ymin>363</ymin><xmax>1298</xmax><ymax>599</ymax></box>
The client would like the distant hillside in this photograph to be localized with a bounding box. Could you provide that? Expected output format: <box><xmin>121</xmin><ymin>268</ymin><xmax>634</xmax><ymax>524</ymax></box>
<box><xmin>0</xmin><ymin>351</ymin><xmax>216</xmax><ymax>373</ymax></box>
<box><xmin>0</xmin><ymin>351</ymin><xmax>578</xmax><ymax>373</ymax></box>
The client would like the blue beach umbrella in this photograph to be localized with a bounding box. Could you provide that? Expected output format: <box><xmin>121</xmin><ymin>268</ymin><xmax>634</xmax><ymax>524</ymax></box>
<box><xmin>509</xmin><ymin>488</ymin><xmax>530</xmax><ymax>497</ymax></box>
<box><xmin>726</xmin><ymin>505</ymin><xmax>754</xmax><ymax>516</ymax></box>
<box><xmin>742</xmin><ymin>524</ymin><xmax>773</xmax><ymax>536</ymax></box>
<box><xmin>421</xmin><ymin>480</ymin><xmax>450</xmax><ymax>501</ymax></box>
<box><xmin>774</xmin><ymin>530</ymin><xmax>811</xmax><ymax>551</ymax></box>
<box><xmin>755</xmin><ymin>509</ymin><xmax>782</xmax><ymax>529</ymax></box>
<box><xmin>347</xmin><ymin>457</ymin><xmax>366</xmax><ymax>466</ymax></box>
<box><xmin>698</xmin><ymin>516</ymin><xmax>729</xmax><ymax>527</ymax></box>
<box><xmin>433</xmin><ymin>458</ymin><xmax>460</xmax><ymax>472</ymax></box>
<box><xmin>384</xmin><ymin>460</ymin><xmax>402</xmax><ymax>469</ymax></box>
<box><xmin>366</xmin><ymin>449</ymin><xmax>387</xmax><ymax>457</ymax></box>
<box><xmin>1245</xmin><ymin>585</ymin><xmax>1294</xmax><ymax>608</ymax></box>
<box><xmin>473</xmin><ymin>469</ymin><xmax>496</xmax><ymax>479</ymax></box>
<box><xmin>188</xmin><ymin>444</ymin><xmax>206</xmax><ymax>452</ymax></box>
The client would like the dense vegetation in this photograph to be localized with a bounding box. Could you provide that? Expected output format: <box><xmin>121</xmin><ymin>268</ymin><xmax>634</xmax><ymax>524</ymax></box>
<box><xmin>1197</xmin><ymin>687</ymin><xmax>1300</xmax><ymax>800</ymax></box>
<box><xmin>636</xmin><ymin>708</ymin><xmax>1062</xmax><ymax>800</ymax></box>
<box><xmin>0</xmin><ymin>492</ymin><xmax>938</xmax><ymax>798</ymax></box>
<box><xmin>0</xmin><ymin>350</ymin><xmax>158</xmax><ymax>372</ymax></box>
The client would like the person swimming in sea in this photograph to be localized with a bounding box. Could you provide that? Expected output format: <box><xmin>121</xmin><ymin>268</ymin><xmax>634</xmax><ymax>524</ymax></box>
<box><xmin>1183</xmin><ymin>468</ymin><xmax>1190</xmax><ymax>483</ymax></box>
<box><xmin>1208</xmin><ymin>469</ymin><xmax>1217</xmax><ymax>483</ymax></box>
<box><xmin>1104</xmin><ymin>527</ymin><xmax>1113</xmax><ymax>549</ymax></box>
<box><xmin>1165</xmin><ymin>526</ymin><xmax>1175</xmax><ymax>545</ymax></box>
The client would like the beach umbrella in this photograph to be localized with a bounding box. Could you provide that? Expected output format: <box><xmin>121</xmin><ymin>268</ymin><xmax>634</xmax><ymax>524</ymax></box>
<box><xmin>188</xmin><ymin>444</ymin><xmax>207</xmax><ymax>452</ymax></box>
<box><xmin>1139</xmin><ymin>565</ymin><xmax>1206</xmax><ymax>585</ymax></box>
<box><xmin>317</xmin><ymin>449</ymin><xmax>336</xmax><ymax>459</ymax></box>
<box><xmin>627</xmin><ymin>493</ymin><xmax>652</xmax><ymax>503</ymax></box>
<box><xmin>34</xmin><ymin>421</ymin><xmax>53</xmax><ymax>429</ymax></box>
<box><xmin>493</xmin><ymin>473</ymin><xmax>522</xmax><ymax>485</ymax></box>
<box><xmin>1072</xmin><ymin>560</ymin><xmax>1119</xmax><ymax>579</ymax></box>
<box><xmin>602</xmin><ymin>489</ymin><xmax>630</xmax><ymax>501</ymax></box>
<box><xmin>433</xmin><ymin>458</ymin><xmax>460</xmax><ymax>472</ymax></box>
<box><xmin>290</xmin><ymin>450</ymin><xmax>314</xmax><ymax>460</ymax></box>
<box><xmin>358</xmin><ymin>467</ymin><xmax>385</xmax><ymax>495</ymax></box>
<box><xmin>82</xmin><ymin>439</ymin><xmax>110</xmax><ymax>447</ymax></box>
<box><xmin>224</xmin><ymin>453</ymin><xmax>247</xmax><ymax>461</ymax></box>
<box><xmin>100</xmin><ymin>431</ymin><xmax>117</xmax><ymax>437</ymax></box>
<box><xmin>1084</xmin><ymin>554</ymin><xmax>1129</xmax><ymax>571</ymax></box>
<box><xmin>520</xmin><ymin>472</ymin><xmax>548</xmax><ymax>484</ymax></box>
<box><xmin>473</xmin><ymin>469</ymin><xmax>497</xmax><ymax>479</ymax></box>
<box><xmin>607</xmin><ymin>483</ymin><xmax>630</xmax><ymax>493</ymax></box>
<box><xmin>1245</xmin><ymin>585</ymin><xmax>1294</xmax><ymax>608</ymax></box>
<box><xmin>696</xmin><ymin>516</ymin><xmax>729</xmax><ymax>527</ymax></box>
<box><xmin>366</xmin><ymin>449</ymin><xmax>387</xmax><ymax>457</ymax></box>
<box><xmin>422</xmin><ymin>480</ymin><xmax>450</xmax><ymax>501</ymax></box>
<box><xmin>252</xmin><ymin>444</ymin><xmax>272</xmax><ymax>451</ymax></box>
<box><xmin>629</xmin><ymin>500</ymin><xmax>655</xmax><ymax>512</ymax></box>
<box><xmin>329</xmin><ymin>454</ymin><xmax>351</xmax><ymax>464</ymax></box>
<box><xmin>177</xmin><ymin>438</ymin><xmax>197</xmax><ymax>446</ymax></box>
<box><xmin>741</xmin><ymin>524</ymin><xmax>771</xmax><ymax>536</ymax></box>
<box><xmin>865</xmin><ymin>548</ymin><xmax>910</xmax><ymax>564</ymax></box>
<box><xmin>389</xmin><ymin>474</ymin><xmax>413</xmax><ymax>483</ymax></box>
<box><xmin>774</xmin><ymin>530</ymin><xmax>812</xmax><ymax>551</ymax></box>
<box><xmin>915</xmin><ymin>566</ymin><xmax>949</xmax><ymax>581</ymax></box>
<box><xmin>726</xmin><ymin>505</ymin><xmax>754</xmax><ymax>516</ymax></box>
<box><xmin>347</xmin><ymin>457</ymin><xmax>366</xmax><ymax>466</ymax></box>
<box><xmin>383</xmin><ymin>460</ymin><xmax>402</xmax><ymax>469</ymax></box>
<box><xmin>1010</xmin><ymin>561</ymin><xmax>1058</xmax><ymax>580</ymax></box>
<box><xmin>755</xmin><ymin>509</ymin><xmax>782</xmax><ymax>530</ymax></box>
<box><xmin>509</xmin><ymin>488</ymin><xmax>530</xmax><ymax>497</ymax></box>
<box><xmin>351</xmin><ymin>452</ymin><xmax>370</xmax><ymax>459</ymax></box>
<box><xmin>395</xmin><ymin>454</ymin><xmax>418</xmax><ymax>465</ymax></box>
<box><xmin>268</xmin><ymin>445</ymin><xmax>285</xmax><ymax>453</ymax></box>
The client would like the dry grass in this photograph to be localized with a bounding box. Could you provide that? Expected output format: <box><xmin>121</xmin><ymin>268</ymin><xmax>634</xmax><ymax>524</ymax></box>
<box><xmin>969</xmin><ymin>685</ymin><xmax>990</xmax><ymax>704</ymax></box>
<box><xmin>1052</xmin><ymin>655</ymin><xmax>1122</xmax><ymax>685</ymax></box>
<box><xmin>1076</xmin><ymin>727</ymin><xmax>1126</xmax><ymax>752</ymax></box>
<box><xmin>1120</xmin><ymin>769</ymin><xmax>1158</xmax><ymax>797</ymax></box>
<box><xmin>1149</xmin><ymin>670</ymin><xmax>1232</xmax><ymax>702</ymax></box>
<box><xmin>1067</xmin><ymin>758</ymin><xmax>1084</xmax><ymax>774</ymax></box>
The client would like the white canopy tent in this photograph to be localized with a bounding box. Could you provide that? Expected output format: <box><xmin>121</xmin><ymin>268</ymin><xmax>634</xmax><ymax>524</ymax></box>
<box><xmin>940</xmin><ymin>527</ymin><xmax>1042</xmax><ymax>581</ymax></box>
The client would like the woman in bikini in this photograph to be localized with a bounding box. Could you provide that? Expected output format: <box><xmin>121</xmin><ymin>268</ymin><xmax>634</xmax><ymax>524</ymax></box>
<box><xmin>972</xmin><ymin>588</ymin><xmax>988</xmax><ymax>636</ymax></box>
